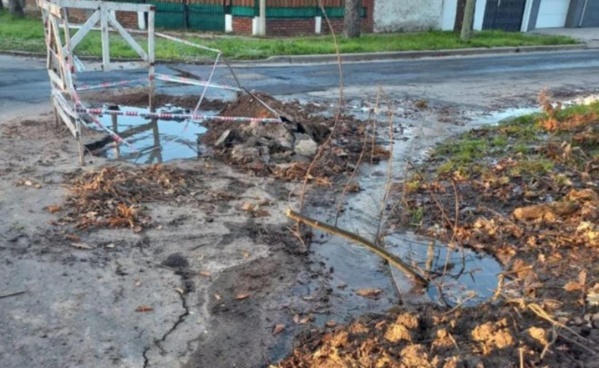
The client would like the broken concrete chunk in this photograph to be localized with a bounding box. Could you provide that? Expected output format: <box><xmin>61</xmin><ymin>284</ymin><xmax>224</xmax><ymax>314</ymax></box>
<box><xmin>294</xmin><ymin>134</ymin><xmax>318</xmax><ymax>157</ymax></box>
<box><xmin>231</xmin><ymin>145</ymin><xmax>259</xmax><ymax>163</ymax></box>
<box><xmin>251</xmin><ymin>123</ymin><xmax>295</xmax><ymax>150</ymax></box>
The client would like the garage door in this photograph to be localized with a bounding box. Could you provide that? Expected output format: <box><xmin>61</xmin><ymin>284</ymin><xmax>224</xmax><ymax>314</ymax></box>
<box><xmin>581</xmin><ymin>0</ymin><xmax>599</xmax><ymax>27</ymax></box>
<box><xmin>536</xmin><ymin>0</ymin><xmax>570</xmax><ymax>28</ymax></box>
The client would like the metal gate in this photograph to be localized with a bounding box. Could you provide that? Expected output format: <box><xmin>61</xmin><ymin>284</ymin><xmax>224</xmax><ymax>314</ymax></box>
<box><xmin>581</xmin><ymin>0</ymin><xmax>599</xmax><ymax>27</ymax></box>
<box><xmin>482</xmin><ymin>0</ymin><xmax>526</xmax><ymax>32</ymax></box>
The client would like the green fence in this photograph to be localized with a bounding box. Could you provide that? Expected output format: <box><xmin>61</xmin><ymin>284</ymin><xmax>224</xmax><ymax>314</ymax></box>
<box><xmin>106</xmin><ymin>0</ymin><xmax>366</xmax><ymax>32</ymax></box>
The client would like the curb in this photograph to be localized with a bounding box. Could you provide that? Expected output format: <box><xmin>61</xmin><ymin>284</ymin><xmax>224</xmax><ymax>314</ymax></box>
<box><xmin>259</xmin><ymin>44</ymin><xmax>589</xmax><ymax>64</ymax></box>
<box><xmin>1</xmin><ymin>43</ymin><xmax>590</xmax><ymax>65</ymax></box>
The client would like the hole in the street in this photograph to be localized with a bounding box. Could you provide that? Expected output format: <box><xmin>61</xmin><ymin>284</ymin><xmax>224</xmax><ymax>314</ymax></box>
<box><xmin>85</xmin><ymin>104</ymin><xmax>209</xmax><ymax>164</ymax></box>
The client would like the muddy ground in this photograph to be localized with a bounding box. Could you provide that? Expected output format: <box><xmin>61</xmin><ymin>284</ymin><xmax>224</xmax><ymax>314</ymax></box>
<box><xmin>0</xmin><ymin>88</ymin><xmax>598</xmax><ymax>368</ymax></box>
<box><xmin>278</xmin><ymin>97</ymin><xmax>599</xmax><ymax>367</ymax></box>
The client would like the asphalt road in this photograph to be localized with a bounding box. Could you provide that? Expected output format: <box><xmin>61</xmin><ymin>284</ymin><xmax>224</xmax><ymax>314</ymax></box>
<box><xmin>1</xmin><ymin>49</ymin><xmax>599</xmax><ymax>117</ymax></box>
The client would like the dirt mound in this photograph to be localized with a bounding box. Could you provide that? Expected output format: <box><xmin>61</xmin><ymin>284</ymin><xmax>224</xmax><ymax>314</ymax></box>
<box><xmin>84</xmin><ymin>91</ymin><xmax>227</xmax><ymax>111</ymax></box>
<box><xmin>203</xmin><ymin>92</ymin><xmax>389</xmax><ymax>181</ymax></box>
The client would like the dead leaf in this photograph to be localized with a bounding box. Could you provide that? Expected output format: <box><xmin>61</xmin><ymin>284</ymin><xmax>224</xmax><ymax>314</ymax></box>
<box><xmin>64</xmin><ymin>234</ymin><xmax>80</xmax><ymax>242</ymax></box>
<box><xmin>356</xmin><ymin>288</ymin><xmax>383</xmax><ymax>299</ymax></box>
<box><xmin>134</xmin><ymin>280</ymin><xmax>142</xmax><ymax>287</ymax></box>
<box><xmin>346</xmin><ymin>182</ymin><xmax>361</xmax><ymax>193</ymax></box>
<box><xmin>133</xmin><ymin>226</ymin><xmax>143</xmax><ymax>233</ymax></box>
<box><xmin>527</xmin><ymin>327</ymin><xmax>548</xmax><ymax>346</ymax></box>
<box><xmin>587</xmin><ymin>288</ymin><xmax>599</xmax><ymax>306</ymax></box>
<box><xmin>71</xmin><ymin>242</ymin><xmax>92</xmax><ymax>250</ymax></box>
<box><xmin>214</xmin><ymin>293</ymin><xmax>221</xmax><ymax>301</ymax></box>
<box><xmin>564</xmin><ymin>281</ymin><xmax>582</xmax><ymax>292</ymax></box>
<box><xmin>241</xmin><ymin>202</ymin><xmax>256</xmax><ymax>212</ymax></box>
<box><xmin>175</xmin><ymin>287</ymin><xmax>184</xmax><ymax>295</ymax></box>
<box><xmin>299</xmin><ymin>315</ymin><xmax>313</xmax><ymax>324</ymax></box>
<box><xmin>293</xmin><ymin>314</ymin><xmax>300</xmax><ymax>324</ymax></box>
<box><xmin>46</xmin><ymin>205</ymin><xmax>62</xmax><ymax>213</ymax></box>
<box><xmin>199</xmin><ymin>271</ymin><xmax>211</xmax><ymax>277</ymax></box>
<box><xmin>235</xmin><ymin>293</ymin><xmax>251</xmax><ymax>301</ymax></box>
<box><xmin>325</xmin><ymin>320</ymin><xmax>337</xmax><ymax>328</ymax></box>
<box><xmin>105</xmin><ymin>243</ymin><xmax>115</xmax><ymax>249</ymax></box>
<box><xmin>135</xmin><ymin>305</ymin><xmax>153</xmax><ymax>312</ymax></box>
<box><xmin>272</xmin><ymin>324</ymin><xmax>285</xmax><ymax>336</ymax></box>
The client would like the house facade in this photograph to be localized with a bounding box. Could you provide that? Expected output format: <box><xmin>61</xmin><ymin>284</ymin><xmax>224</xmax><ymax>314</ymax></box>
<box><xmin>17</xmin><ymin>0</ymin><xmax>598</xmax><ymax>35</ymax></box>
<box><xmin>435</xmin><ymin>0</ymin><xmax>599</xmax><ymax>33</ymax></box>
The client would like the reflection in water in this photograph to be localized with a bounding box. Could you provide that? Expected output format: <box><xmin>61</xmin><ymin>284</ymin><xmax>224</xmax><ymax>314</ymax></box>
<box><xmin>90</xmin><ymin>105</ymin><xmax>207</xmax><ymax>164</ymax></box>
<box><xmin>385</xmin><ymin>232</ymin><xmax>502</xmax><ymax>307</ymax></box>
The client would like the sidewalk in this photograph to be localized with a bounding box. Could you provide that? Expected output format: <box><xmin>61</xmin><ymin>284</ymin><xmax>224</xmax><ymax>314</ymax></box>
<box><xmin>530</xmin><ymin>28</ymin><xmax>599</xmax><ymax>48</ymax></box>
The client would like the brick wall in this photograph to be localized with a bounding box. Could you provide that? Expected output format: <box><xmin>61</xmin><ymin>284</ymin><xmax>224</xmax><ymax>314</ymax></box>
<box><xmin>233</xmin><ymin>17</ymin><xmax>252</xmax><ymax>34</ymax></box>
<box><xmin>115</xmin><ymin>11</ymin><xmax>138</xmax><ymax>29</ymax></box>
<box><xmin>265</xmin><ymin>18</ymin><xmax>314</xmax><ymax>36</ymax></box>
<box><xmin>233</xmin><ymin>0</ymin><xmax>374</xmax><ymax>36</ymax></box>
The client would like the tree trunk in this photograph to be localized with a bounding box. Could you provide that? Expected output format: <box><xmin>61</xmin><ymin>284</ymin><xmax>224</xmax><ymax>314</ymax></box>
<box><xmin>454</xmin><ymin>0</ymin><xmax>467</xmax><ymax>32</ymax></box>
<box><xmin>460</xmin><ymin>0</ymin><xmax>476</xmax><ymax>42</ymax></box>
<box><xmin>9</xmin><ymin>0</ymin><xmax>24</xmax><ymax>17</ymax></box>
<box><xmin>0</xmin><ymin>0</ymin><xmax>4</xmax><ymax>11</ymax></box>
<box><xmin>343</xmin><ymin>0</ymin><xmax>360</xmax><ymax>38</ymax></box>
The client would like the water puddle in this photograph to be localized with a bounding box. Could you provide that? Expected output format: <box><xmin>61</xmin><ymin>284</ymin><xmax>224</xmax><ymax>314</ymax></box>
<box><xmin>385</xmin><ymin>232</ymin><xmax>502</xmax><ymax>307</ymax></box>
<box><xmin>88</xmin><ymin>105</ymin><xmax>207</xmax><ymax>164</ymax></box>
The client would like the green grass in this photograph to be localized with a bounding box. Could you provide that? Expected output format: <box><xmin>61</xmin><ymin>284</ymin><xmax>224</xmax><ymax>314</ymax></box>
<box><xmin>430</xmin><ymin>102</ymin><xmax>599</xmax><ymax>177</ymax></box>
<box><xmin>0</xmin><ymin>9</ymin><xmax>578</xmax><ymax>61</ymax></box>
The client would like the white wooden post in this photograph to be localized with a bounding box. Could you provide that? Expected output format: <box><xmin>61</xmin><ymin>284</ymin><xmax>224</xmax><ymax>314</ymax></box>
<box><xmin>257</xmin><ymin>0</ymin><xmax>266</xmax><ymax>36</ymax></box>
<box><xmin>315</xmin><ymin>16</ymin><xmax>322</xmax><ymax>34</ymax></box>
<box><xmin>148</xmin><ymin>7</ymin><xmax>155</xmax><ymax>111</ymax></box>
<box><xmin>100</xmin><ymin>5</ymin><xmax>110</xmax><ymax>69</ymax></box>
<box><xmin>225</xmin><ymin>14</ymin><xmax>233</xmax><ymax>33</ymax></box>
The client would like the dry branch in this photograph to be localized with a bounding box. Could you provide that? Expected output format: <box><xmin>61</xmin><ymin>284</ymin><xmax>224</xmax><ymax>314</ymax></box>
<box><xmin>286</xmin><ymin>209</ymin><xmax>428</xmax><ymax>287</ymax></box>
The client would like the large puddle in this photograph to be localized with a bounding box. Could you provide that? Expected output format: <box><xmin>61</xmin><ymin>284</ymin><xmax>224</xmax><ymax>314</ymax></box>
<box><xmin>87</xmin><ymin>105</ymin><xmax>207</xmax><ymax>164</ymax></box>
<box><xmin>305</xmin><ymin>109</ymin><xmax>507</xmax><ymax>321</ymax></box>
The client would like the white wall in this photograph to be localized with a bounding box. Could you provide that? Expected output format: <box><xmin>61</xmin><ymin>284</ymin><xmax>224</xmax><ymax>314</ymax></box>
<box><xmin>374</xmin><ymin>0</ymin><xmax>443</xmax><ymax>32</ymax></box>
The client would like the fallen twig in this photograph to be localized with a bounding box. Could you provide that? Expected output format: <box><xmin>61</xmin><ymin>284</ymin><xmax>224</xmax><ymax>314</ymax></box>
<box><xmin>286</xmin><ymin>209</ymin><xmax>428</xmax><ymax>287</ymax></box>
<box><xmin>0</xmin><ymin>290</ymin><xmax>27</xmax><ymax>299</ymax></box>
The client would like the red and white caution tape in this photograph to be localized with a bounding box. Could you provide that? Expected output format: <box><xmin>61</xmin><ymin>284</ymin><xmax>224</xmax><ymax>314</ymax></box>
<box><xmin>74</xmin><ymin>107</ymin><xmax>282</xmax><ymax>124</ymax></box>
<box><xmin>155</xmin><ymin>73</ymin><xmax>240</xmax><ymax>92</ymax></box>
<box><xmin>75</xmin><ymin>78</ymin><xmax>147</xmax><ymax>91</ymax></box>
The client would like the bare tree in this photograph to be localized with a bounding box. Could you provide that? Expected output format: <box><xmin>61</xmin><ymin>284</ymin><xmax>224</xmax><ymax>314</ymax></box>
<box><xmin>460</xmin><ymin>0</ymin><xmax>475</xmax><ymax>41</ymax></box>
<box><xmin>343</xmin><ymin>0</ymin><xmax>360</xmax><ymax>38</ymax></box>
<box><xmin>9</xmin><ymin>0</ymin><xmax>25</xmax><ymax>17</ymax></box>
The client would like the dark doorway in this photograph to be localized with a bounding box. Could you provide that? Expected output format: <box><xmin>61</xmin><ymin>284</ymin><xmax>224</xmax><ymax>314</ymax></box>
<box><xmin>483</xmin><ymin>0</ymin><xmax>527</xmax><ymax>32</ymax></box>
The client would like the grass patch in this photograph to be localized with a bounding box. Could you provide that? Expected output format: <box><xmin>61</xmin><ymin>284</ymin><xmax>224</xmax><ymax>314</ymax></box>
<box><xmin>430</xmin><ymin>102</ymin><xmax>599</xmax><ymax>177</ymax></box>
<box><xmin>0</xmin><ymin>9</ymin><xmax>578</xmax><ymax>60</ymax></box>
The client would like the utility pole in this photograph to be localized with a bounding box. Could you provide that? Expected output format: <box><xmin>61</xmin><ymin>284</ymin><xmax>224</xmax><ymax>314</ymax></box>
<box><xmin>460</xmin><ymin>0</ymin><xmax>475</xmax><ymax>42</ymax></box>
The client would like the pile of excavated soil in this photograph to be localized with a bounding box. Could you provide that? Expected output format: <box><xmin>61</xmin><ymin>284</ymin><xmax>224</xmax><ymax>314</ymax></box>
<box><xmin>202</xmin><ymin>92</ymin><xmax>389</xmax><ymax>181</ymax></box>
<box><xmin>83</xmin><ymin>90</ymin><xmax>227</xmax><ymax>111</ymax></box>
